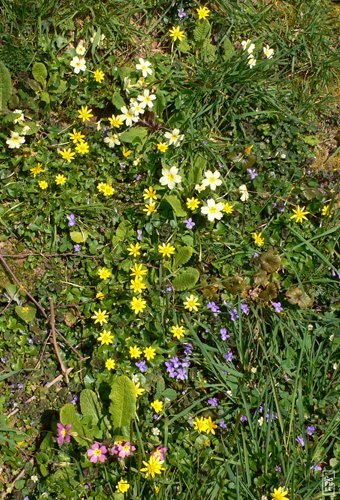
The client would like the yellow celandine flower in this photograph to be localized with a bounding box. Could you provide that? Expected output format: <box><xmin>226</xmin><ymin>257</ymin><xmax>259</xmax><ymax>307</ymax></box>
<box><xmin>93</xmin><ymin>69</ymin><xmax>105</xmax><ymax>83</ymax></box>
<box><xmin>30</xmin><ymin>163</ymin><xmax>44</xmax><ymax>177</ymax></box>
<box><xmin>270</xmin><ymin>487</ymin><xmax>290</xmax><ymax>500</ymax></box>
<box><xmin>130</xmin><ymin>277</ymin><xmax>147</xmax><ymax>294</ymax></box>
<box><xmin>151</xmin><ymin>400</ymin><xmax>163</xmax><ymax>413</ymax></box>
<box><xmin>59</xmin><ymin>148</ymin><xmax>76</xmax><ymax>163</ymax></box>
<box><xmin>169</xmin><ymin>26</ymin><xmax>185</xmax><ymax>42</ymax></box>
<box><xmin>134</xmin><ymin>382</ymin><xmax>145</xmax><ymax>397</ymax></box>
<box><xmin>140</xmin><ymin>455</ymin><xmax>165</xmax><ymax>478</ymax></box>
<box><xmin>130</xmin><ymin>296</ymin><xmax>147</xmax><ymax>314</ymax></box>
<box><xmin>143</xmin><ymin>202</ymin><xmax>157</xmax><ymax>216</ymax></box>
<box><xmin>244</xmin><ymin>144</ymin><xmax>254</xmax><ymax>155</ymax></box>
<box><xmin>69</xmin><ymin>129</ymin><xmax>85</xmax><ymax>143</ymax></box>
<box><xmin>157</xmin><ymin>142</ymin><xmax>169</xmax><ymax>153</ymax></box>
<box><xmin>193</xmin><ymin>416</ymin><xmax>208</xmax><ymax>433</ymax></box>
<box><xmin>97</xmin><ymin>182</ymin><xmax>115</xmax><ymax>196</ymax></box>
<box><xmin>122</xmin><ymin>147</ymin><xmax>132</xmax><ymax>158</ymax></box>
<box><xmin>105</xmin><ymin>358</ymin><xmax>116</xmax><ymax>371</ymax></box>
<box><xmin>170</xmin><ymin>325</ymin><xmax>186</xmax><ymax>340</ymax></box>
<box><xmin>223</xmin><ymin>202</ymin><xmax>234</xmax><ymax>214</ymax></box>
<box><xmin>91</xmin><ymin>309</ymin><xmax>109</xmax><ymax>325</ymax></box>
<box><xmin>253</xmin><ymin>232</ymin><xmax>265</xmax><ymax>246</ymax></box>
<box><xmin>97</xmin><ymin>330</ymin><xmax>114</xmax><ymax>346</ymax></box>
<box><xmin>154</xmin><ymin>485</ymin><xmax>160</xmax><ymax>494</ymax></box>
<box><xmin>75</xmin><ymin>141</ymin><xmax>89</xmax><ymax>154</ymax></box>
<box><xmin>128</xmin><ymin>242</ymin><xmax>142</xmax><ymax>257</ymax></box>
<box><xmin>183</xmin><ymin>294</ymin><xmax>200</xmax><ymax>312</ymax></box>
<box><xmin>129</xmin><ymin>345</ymin><xmax>142</xmax><ymax>359</ymax></box>
<box><xmin>321</xmin><ymin>204</ymin><xmax>332</xmax><ymax>217</ymax></box>
<box><xmin>290</xmin><ymin>205</ymin><xmax>309</xmax><ymax>223</ymax></box>
<box><xmin>144</xmin><ymin>346</ymin><xmax>156</xmax><ymax>361</ymax></box>
<box><xmin>143</xmin><ymin>186</ymin><xmax>158</xmax><ymax>201</ymax></box>
<box><xmin>116</xmin><ymin>479</ymin><xmax>130</xmax><ymax>494</ymax></box>
<box><xmin>186</xmin><ymin>197</ymin><xmax>200</xmax><ymax>211</ymax></box>
<box><xmin>78</xmin><ymin>106</ymin><xmax>94</xmax><ymax>122</ymax></box>
<box><xmin>204</xmin><ymin>416</ymin><xmax>218</xmax><ymax>435</ymax></box>
<box><xmin>130</xmin><ymin>263</ymin><xmax>148</xmax><ymax>278</ymax></box>
<box><xmin>55</xmin><ymin>174</ymin><xmax>67</xmax><ymax>185</ymax></box>
<box><xmin>38</xmin><ymin>180</ymin><xmax>48</xmax><ymax>190</ymax></box>
<box><xmin>96</xmin><ymin>291</ymin><xmax>105</xmax><ymax>300</ymax></box>
<box><xmin>196</xmin><ymin>6</ymin><xmax>211</xmax><ymax>20</ymax></box>
<box><xmin>158</xmin><ymin>243</ymin><xmax>175</xmax><ymax>258</ymax></box>
<box><xmin>97</xmin><ymin>267</ymin><xmax>111</xmax><ymax>280</ymax></box>
<box><xmin>108</xmin><ymin>114</ymin><xmax>124</xmax><ymax>128</ymax></box>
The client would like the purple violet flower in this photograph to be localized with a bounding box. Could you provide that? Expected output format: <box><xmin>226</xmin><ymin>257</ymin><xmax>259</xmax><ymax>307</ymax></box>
<box><xmin>135</xmin><ymin>360</ymin><xmax>148</xmax><ymax>372</ymax></box>
<box><xmin>307</xmin><ymin>425</ymin><xmax>315</xmax><ymax>436</ymax></box>
<box><xmin>220</xmin><ymin>328</ymin><xmax>230</xmax><ymax>341</ymax></box>
<box><xmin>219</xmin><ymin>420</ymin><xmax>227</xmax><ymax>429</ymax></box>
<box><xmin>67</xmin><ymin>213</ymin><xmax>76</xmax><ymax>227</ymax></box>
<box><xmin>224</xmin><ymin>351</ymin><xmax>234</xmax><ymax>362</ymax></box>
<box><xmin>247</xmin><ymin>168</ymin><xmax>258</xmax><ymax>180</ymax></box>
<box><xmin>240</xmin><ymin>415</ymin><xmax>248</xmax><ymax>422</ymax></box>
<box><xmin>178</xmin><ymin>7</ymin><xmax>186</xmax><ymax>18</ymax></box>
<box><xmin>310</xmin><ymin>464</ymin><xmax>322</xmax><ymax>471</ymax></box>
<box><xmin>184</xmin><ymin>218</ymin><xmax>195</xmax><ymax>229</ymax></box>
<box><xmin>208</xmin><ymin>397</ymin><xmax>219</xmax><ymax>407</ymax></box>
<box><xmin>272</xmin><ymin>301</ymin><xmax>283</xmax><ymax>313</ymax></box>
<box><xmin>137</xmin><ymin>229</ymin><xmax>142</xmax><ymax>241</ymax></box>
<box><xmin>240</xmin><ymin>303</ymin><xmax>249</xmax><ymax>315</ymax></box>
<box><xmin>229</xmin><ymin>308</ymin><xmax>239</xmax><ymax>322</ymax></box>
<box><xmin>207</xmin><ymin>301</ymin><xmax>221</xmax><ymax>316</ymax></box>
<box><xmin>275</xmin><ymin>465</ymin><xmax>282</xmax><ymax>472</ymax></box>
<box><xmin>74</xmin><ymin>244</ymin><xmax>81</xmax><ymax>252</ymax></box>
<box><xmin>296</xmin><ymin>436</ymin><xmax>305</xmax><ymax>447</ymax></box>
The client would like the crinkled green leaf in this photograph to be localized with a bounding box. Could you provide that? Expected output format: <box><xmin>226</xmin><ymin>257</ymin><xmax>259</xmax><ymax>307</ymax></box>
<box><xmin>109</xmin><ymin>375</ymin><xmax>136</xmax><ymax>437</ymax></box>
<box><xmin>173</xmin><ymin>267</ymin><xmax>200</xmax><ymax>291</ymax></box>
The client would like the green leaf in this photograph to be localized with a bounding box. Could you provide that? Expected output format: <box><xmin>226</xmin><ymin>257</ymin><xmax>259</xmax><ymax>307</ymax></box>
<box><xmin>32</xmin><ymin>62</ymin><xmax>47</xmax><ymax>87</ymax></box>
<box><xmin>302</xmin><ymin>135</ymin><xmax>320</xmax><ymax>146</ymax></box>
<box><xmin>54</xmin><ymin>80</ymin><xmax>67</xmax><ymax>94</ymax></box>
<box><xmin>173</xmin><ymin>267</ymin><xmax>200</xmax><ymax>291</ymax></box>
<box><xmin>193</xmin><ymin>21</ymin><xmax>211</xmax><ymax>43</ymax></box>
<box><xmin>60</xmin><ymin>403</ymin><xmax>93</xmax><ymax>446</ymax></box>
<box><xmin>0</xmin><ymin>61</ymin><xmax>12</xmax><ymax>110</ymax></box>
<box><xmin>70</xmin><ymin>230</ymin><xmax>88</xmax><ymax>243</ymax></box>
<box><xmin>5</xmin><ymin>283</ymin><xmax>19</xmax><ymax>301</ymax></box>
<box><xmin>119</xmin><ymin>127</ymin><xmax>148</xmax><ymax>144</ymax></box>
<box><xmin>178</xmin><ymin>39</ymin><xmax>191</xmax><ymax>53</ymax></box>
<box><xmin>162</xmin><ymin>388</ymin><xmax>177</xmax><ymax>401</ymax></box>
<box><xmin>15</xmin><ymin>305</ymin><xmax>36</xmax><ymax>323</ymax></box>
<box><xmin>40</xmin><ymin>91</ymin><xmax>50</xmax><ymax>104</ymax></box>
<box><xmin>164</xmin><ymin>195</ymin><xmax>187</xmax><ymax>217</ymax></box>
<box><xmin>114</xmin><ymin>220</ymin><xmax>134</xmax><ymax>243</ymax></box>
<box><xmin>173</xmin><ymin>246</ymin><xmax>194</xmax><ymax>269</ymax></box>
<box><xmin>109</xmin><ymin>375</ymin><xmax>136</xmax><ymax>437</ymax></box>
<box><xmin>80</xmin><ymin>389</ymin><xmax>102</xmax><ymax>426</ymax></box>
<box><xmin>112</xmin><ymin>92</ymin><xmax>126</xmax><ymax>110</ymax></box>
<box><xmin>223</xmin><ymin>37</ymin><xmax>235</xmax><ymax>61</ymax></box>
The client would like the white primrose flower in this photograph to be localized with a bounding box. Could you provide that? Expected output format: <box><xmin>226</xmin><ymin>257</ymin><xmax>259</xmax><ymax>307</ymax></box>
<box><xmin>263</xmin><ymin>44</ymin><xmax>274</xmax><ymax>59</ymax></box>
<box><xmin>6</xmin><ymin>131</ymin><xmax>25</xmax><ymax>149</ymax></box>
<box><xmin>104</xmin><ymin>133</ymin><xmax>121</xmax><ymax>148</ymax></box>
<box><xmin>75</xmin><ymin>42</ymin><xmax>86</xmax><ymax>56</ymax></box>
<box><xmin>135</xmin><ymin>58</ymin><xmax>153</xmax><ymax>78</ymax></box>
<box><xmin>201</xmin><ymin>199</ymin><xmax>224</xmax><ymax>222</ymax></box>
<box><xmin>247</xmin><ymin>55</ymin><xmax>256</xmax><ymax>68</ymax></box>
<box><xmin>119</xmin><ymin>106</ymin><xmax>139</xmax><ymax>127</ymax></box>
<box><xmin>159</xmin><ymin>166</ymin><xmax>182</xmax><ymax>190</ymax></box>
<box><xmin>201</xmin><ymin>170</ymin><xmax>222</xmax><ymax>191</ymax></box>
<box><xmin>70</xmin><ymin>56</ymin><xmax>86</xmax><ymax>74</ymax></box>
<box><xmin>241</xmin><ymin>39</ymin><xmax>255</xmax><ymax>54</ymax></box>
<box><xmin>13</xmin><ymin>109</ymin><xmax>25</xmax><ymax>124</ymax></box>
<box><xmin>164</xmin><ymin>128</ymin><xmax>184</xmax><ymax>147</ymax></box>
<box><xmin>239</xmin><ymin>184</ymin><xmax>249</xmax><ymax>202</ymax></box>
<box><xmin>137</xmin><ymin>89</ymin><xmax>157</xmax><ymax>109</ymax></box>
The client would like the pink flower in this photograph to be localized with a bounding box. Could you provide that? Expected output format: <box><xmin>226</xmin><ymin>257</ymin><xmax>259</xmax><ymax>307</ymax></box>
<box><xmin>110</xmin><ymin>441</ymin><xmax>136</xmax><ymax>458</ymax></box>
<box><xmin>151</xmin><ymin>446</ymin><xmax>167</xmax><ymax>463</ymax></box>
<box><xmin>57</xmin><ymin>423</ymin><xmax>72</xmax><ymax>445</ymax></box>
<box><xmin>87</xmin><ymin>442</ymin><xmax>107</xmax><ymax>463</ymax></box>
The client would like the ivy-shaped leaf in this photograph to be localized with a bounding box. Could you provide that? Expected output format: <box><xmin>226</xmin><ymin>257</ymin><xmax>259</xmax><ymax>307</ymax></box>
<box><xmin>173</xmin><ymin>267</ymin><xmax>200</xmax><ymax>291</ymax></box>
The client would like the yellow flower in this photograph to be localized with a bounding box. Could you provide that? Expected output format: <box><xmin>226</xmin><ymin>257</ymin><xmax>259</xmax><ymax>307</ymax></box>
<box><xmin>69</xmin><ymin>129</ymin><xmax>85</xmax><ymax>143</ymax></box>
<box><xmin>196</xmin><ymin>6</ymin><xmax>211</xmax><ymax>20</ymax></box>
<box><xmin>30</xmin><ymin>163</ymin><xmax>44</xmax><ymax>177</ymax></box>
<box><xmin>252</xmin><ymin>232</ymin><xmax>265</xmax><ymax>246</ymax></box>
<box><xmin>321</xmin><ymin>204</ymin><xmax>332</xmax><ymax>217</ymax></box>
<box><xmin>108</xmin><ymin>114</ymin><xmax>124</xmax><ymax>128</ymax></box>
<box><xmin>151</xmin><ymin>400</ymin><xmax>163</xmax><ymax>413</ymax></box>
<box><xmin>116</xmin><ymin>479</ymin><xmax>130</xmax><ymax>494</ymax></box>
<box><xmin>97</xmin><ymin>182</ymin><xmax>114</xmax><ymax>196</ymax></box>
<box><xmin>144</xmin><ymin>346</ymin><xmax>156</xmax><ymax>361</ymax></box>
<box><xmin>96</xmin><ymin>291</ymin><xmax>105</xmax><ymax>300</ymax></box>
<box><xmin>93</xmin><ymin>69</ymin><xmax>105</xmax><ymax>83</ymax></box>
<box><xmin>244</xmin><ymin>144</ymin><xmax>254</xmax><ymax>155</ymax></box>
<box><xmin>154</xmin><ymin>485</ymin><xmax>160</xmax><ymax>494</ymax></box>
<box><xmin>128</xmin><ymin>242</ymin><xmax>142</xmax><ymax>258</ymax></box>
<box><xmin>183</xmin><ymin>294</ymin><xmax>200</xmax><ymax>312</ymax></box>
<box><xmin>140</xmin><ymin>455</ymin><xmax>165</xmax><ymax>478</ymax></box>
<box><xmin>193</xmin><ymin>416</ymin><xmax>208</xmax><ymax>433</ymax></box>
<box><xmin>130</xmin><ymin>263</ymin><xmax>147</xmax><ymax>278</ymax></box>
<box><xmin>143</xmin><ymin>186</ymin><xmax>158</xmax><ymax>201</ymax></box>
<box><xmin>204</xmin><ymin>416</ymin><xmax>218</xmax><ymax>435</ymax></box>
<box><xmin>130</xmin><ymin>296</ymin><xmax>147</xmax><ymax>314</ymax></box>
<box><xmin>170</xmin><ymin>325</ymin><xmax>186</xmax><ymax>340</ymax></box>
<box><xmin>129</xmin><ymin>345</ymin><xmax>142</xmax><ymax>359</ymax></box>
<box><xmin>186</xmin><ymin>197</ymin><xmax>200</xmax><ymax>211</ymax></box>
<box><xmin>143</xmin><ymin>202</ymin><xmax>157</xmax><ymax>216</ymax></box>
<box><xmin>133</xmin><ymin>382</ymin><xmax>145</xmax><ymax>397</ymax></box>
<box><xmin>75</xmin><ymin>141</ymin><xmax>89</xmax><ymax>154</ymax></box>
<box><xmin>223</xmin><ymin>202</ymin><xmax>234</xmax><ymax>214</ymax></box>
<box><xmin>290</xmin><ymin>205</ymin><xmax>309</xmax><ymax>223</ymax></box>
<box><xmin>158</xmin><ymin>243</ymin><xmax>175</xmax><ymax>258</ymax></box>
<box><xmin>98</xmin><ymin>330</ymin><xmax>114</xmax><ymax>345</ymax></box>
<box><xmin>122</xmin><ymin>147</ymin><xmax>132</xmax><ymax>158</ymax></box>
<box><xmin>38</xmin><ymin>180</ymin><xmax>48</xmax><ymax>190</ymax></box>
<box><xmin>55</xmin><ymin>174</ymin><xmax>67</xmax><ymax>185</ymax></box>
<box><xmin>97</xmin><ymin>267</ymin><xmax>111</xmax><ymax>280</ymax></box>
<box><xmin>78</xmin><ymin>105</ymin><xmax>94</xmax><ymax>122</ymax></box>
<box><xmin>169</xmin><ymin>26</ymin><xmax>185</xmax><ymax>42</ymax></box>
<box><xmin>271</xmin><ymin>487</ymin><xmax>290</xmax><ymax>500</ymax></box>
<box><xmin>105</xmin><ymin>358</ymin><xmax>116</xmax><ymax>370</ymax></box>
<box><xmin>157</xmin><ymin>142</ymin><xmax>169</xmax><ymax>153</ymax></box>
<box><xmin>59</xmin><ymin>148</ymin><xmax>76</xmax><ymax>163</ymax></box>
<box><xmin>130</xmin><ymin>277</ymin><xmax>147</xmax><ymax>294</ymax></box>
<box><xmin>91</xmin><ymin>309</ymin><xmax>109</xmax><ymax>325</ymax></box>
